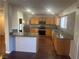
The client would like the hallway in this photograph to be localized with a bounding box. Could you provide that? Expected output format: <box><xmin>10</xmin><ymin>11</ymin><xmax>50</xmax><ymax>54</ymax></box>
<box><xmin>3</xmin><ymin>36</ymin><xmax>70</xmax><ymax>59</ymax></box>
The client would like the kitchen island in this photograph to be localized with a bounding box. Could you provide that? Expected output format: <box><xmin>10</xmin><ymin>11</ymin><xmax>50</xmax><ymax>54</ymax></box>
<box><xmin>9</xmin><ymin>32</ymin><xmax>38</xmax><ymax>53</ymax></box>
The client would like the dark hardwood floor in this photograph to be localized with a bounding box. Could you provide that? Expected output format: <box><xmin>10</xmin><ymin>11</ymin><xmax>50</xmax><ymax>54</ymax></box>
<box><xmin>3</xmin><ymin>36</ymin><xmax>70</xmax><ymax>59</ymax></box>
<box><xmin>4</xmin><ymin>51</ymin><xmax>36</xmax><ymax>59</ymax></box>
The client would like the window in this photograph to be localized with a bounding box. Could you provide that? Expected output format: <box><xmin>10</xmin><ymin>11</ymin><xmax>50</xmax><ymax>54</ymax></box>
<box><xmin>60</xmin><ymin>16</ymin><xmax>67</xmax><ymax>29</ymax></box>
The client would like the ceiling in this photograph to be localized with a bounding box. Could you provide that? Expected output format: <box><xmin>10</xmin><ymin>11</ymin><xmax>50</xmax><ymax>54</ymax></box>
<box><xmin>1</xmin><ymin>0</ymin><xmax>77</xmax><ymax>15</ymax></box>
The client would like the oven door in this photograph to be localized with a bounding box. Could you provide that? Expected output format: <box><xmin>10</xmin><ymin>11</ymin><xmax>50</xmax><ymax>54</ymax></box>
<box><xmin>38</xmin><ymin>30</ymin><xmax>46</xmax><ymax>35</ymax></box>
<box><xmin>38</xmin><ymin>25</ymin><xmax>46</xmax><ymax>35</ymax></box>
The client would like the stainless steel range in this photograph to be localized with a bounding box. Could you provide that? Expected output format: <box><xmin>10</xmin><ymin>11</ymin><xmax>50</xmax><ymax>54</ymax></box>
<box><xmin>38</xmin><ymin>21</ymin><xmax>46</xmax><ymax>35</ymax></box>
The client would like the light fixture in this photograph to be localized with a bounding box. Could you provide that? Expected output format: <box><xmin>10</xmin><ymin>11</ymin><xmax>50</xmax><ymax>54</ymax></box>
<box><xmin>26</xmin><ymin>9</ymin><xmax>31</xmax><ymax>12</ymax></box>
<box><xmin>26</xmin><ymin>8</ymin><xmax>35</xmax><ymax>15</ymax></box>
<box><xmin>47</xmin><ymin>9</ymin><xmax>52</xmax><ymax>12</ymax></box>
<box><xmin>46</xmin><ymin>8</ymin><xmax>54</xmax><ymax>15</ymax></box>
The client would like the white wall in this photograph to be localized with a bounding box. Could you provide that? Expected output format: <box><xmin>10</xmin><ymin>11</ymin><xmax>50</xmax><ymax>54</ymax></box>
<box><xmin>15</xmin><ymin>37</ymin><xmax>37</xmax><ymax>53</ymax></box>
<box><xmin>75</xmin><ymin>9</ymin><xmax>79</xmax><ymax>59</ymax></box>
<box><xmin>4</xmin><ymin>3</ymin><xmax>24</xmax><ymax>53</ymax></box>
<box><xmin>59</xmin><ymin>2</ymin><xmax>79</xmax><ymax>59</ymax></box>
<box><xmin>4</xmin><ymin>2</ymin><xmax>10</xmax><ymax>53</ymax></box>
<box><xmin>8</xmin><ymin>4</ymin><xmax>24</xmax><ymax>31</ymax></box>
<box><xmin>5</xmin><ymin>4</ymin><xmax>18</xmax><ymax>53</ymax></box>
<box><xmin>6</xmin><ymin>4</ymin><xmax>24</xmax><ymax>53</ymax></box>
<box><xmin>8</xmin><ymin>5</ymin><xmax>18</xmax><ymax>30</ymax></box>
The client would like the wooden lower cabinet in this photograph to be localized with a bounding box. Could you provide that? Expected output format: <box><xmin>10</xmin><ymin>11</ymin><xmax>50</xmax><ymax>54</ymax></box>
<box><xmin>53</xmin><ymin>38</ymin><xmax>70</xmax><ymax>56</ymax></box>
<box><xmin>30</xmin><ymin>28</ymin><xmax>52</xmax><ymax>36</ymax></box>
<box><xmin>30</xmin><ymin>29</ymin><xmax>38</xmax><ymax>35</ymax></box>
<box><xmin>46</xmin><ymin>28</ymin><xmax>52</xmax><ymax>36</ymax></box>
<box><xmin>0</xmin><ymin>35</ymin><xmax>5</xmax><ymax>56</ymax></box>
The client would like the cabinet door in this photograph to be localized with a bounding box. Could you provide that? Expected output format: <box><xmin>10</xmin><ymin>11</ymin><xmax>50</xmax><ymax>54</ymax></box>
<box><xmin>46</xmin><ymin>28</ymin><xmax>52</xmax><ymax>36</ymax></box>
<box><xmin>0</xmin><ymin>35</ymin><xmax>5</xmax><ymax>55</ymax></box>
<box><xmin>46</xmin><ymin>17</ymin><xmax>56</xmax><ymax>25</ymax></box>
<box><xmin>30</xmin><ymin>29</ymin><xmax>38</xmax><ymax>34</ymax></box>
<box><xmin>30</xmin><ymin>17</ymin><xmax>40</xmax><ymax>24</ymax></box>
<box><xmin>54</xmin><ymin>38</ymin><xmax>70</xmax><ymax>55</ymax></box>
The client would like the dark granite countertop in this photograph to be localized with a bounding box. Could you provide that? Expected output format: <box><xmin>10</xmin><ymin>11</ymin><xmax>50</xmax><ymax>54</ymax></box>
<box><xmin>10</xmin><ymin>30</ymin><xmax>73</xmax><ymax>40</ymax></box>
<box><xmin>53</xmin><ymin>29</ymin><xmax>73</xmax><ymax>40</ymax></box>
<box><xmin>9</xmin><ymin>25</ymin><xmax>73</xmax><ymax>40</ymax></box>
<box><xmin>10</xmin><ymin>32</ymin><xmax>38</xmax><ymax>37</ymax></box>
<box><xmin>9</xmin><ymin>24</ymin><xmax>57</xmax><ymax>37</ymax></box>
<box><xmin>30</xmin><ymin>24</ymin><xmax>57</xmax><ymax>29</ymax></box>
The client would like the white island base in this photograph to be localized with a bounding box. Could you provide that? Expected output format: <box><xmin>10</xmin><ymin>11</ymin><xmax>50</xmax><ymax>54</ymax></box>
<box><xmin>15</xmin><ymin>37</ymin><xmax>37</xmax><ymax>53</ymax></box>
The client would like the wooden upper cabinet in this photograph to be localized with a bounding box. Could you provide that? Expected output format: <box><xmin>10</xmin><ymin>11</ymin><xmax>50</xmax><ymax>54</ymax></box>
<box><xmin>54</xmin><ymin>16</ymin><xmax>60</xmax><ymax>26</ymax></box>
<box><xmin>46</xmin><ymin>16</ymin><xmax>60</xmax><ymax>25</ymax></box>
<box><xmin>46</xmin><ymin>17</ymin><xmax>54</xmax><ymax>25</ymax></box>
<box><xmin>46</xmin><ymin>17</ymin><xmax>58</xmax><ymax>25</ymax></box>
<box><xmin>30</xmin><ymin>17</ymin><xmax>40</xmax><ymax>24</ymax></box>
<box><xmin>30</xmin><ymin>16</ymin><xmax>60</xmax><ymax>25</ymax></box>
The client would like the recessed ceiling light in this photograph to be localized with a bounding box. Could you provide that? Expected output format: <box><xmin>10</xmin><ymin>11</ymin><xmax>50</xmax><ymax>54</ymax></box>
<box><xmin>26</xmin><ymin>8</ymin><xmax>35</xmax><ymax>15</ymax></box>
<box><xmin>46</xmin><ymin>8</ymin><xmax>54</xmax><ymax>15</ymax></box>
<box><xmin>47</xmin><ymin>9</ymin><xmax>52</xmax><ymax>12</ymax></box>
<box><xmin>26</xmin><ymin>9</ymin><xmax>31</xmax><ymax>12</ymax></box>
